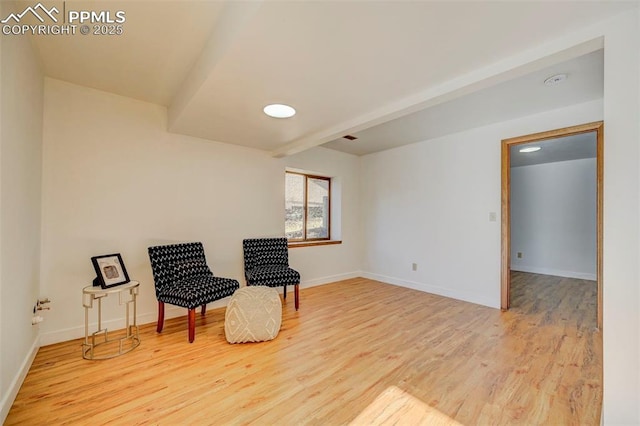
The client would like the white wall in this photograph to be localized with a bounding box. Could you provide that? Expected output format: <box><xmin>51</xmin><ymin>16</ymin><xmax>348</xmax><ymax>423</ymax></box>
<box><xmin>638</xmin><ymin>7</ymin><xmax>640</xmax><ymax>425</ymax></box>
<box><xmin>360</xmin><ymin>99</ymin><xmax>602</xmax><ymax>309</ymax></box>
<box><xmin>0</xmin><ymin>29</ymin><xmax>44</xmax><ymax>422</ymax></box>
<box><xmin>510</xmin><ymin>158</ymin><xmax>597</xmax><ymax>280</ymax></box>
<box><xmin>39</xmin><ymin>79</ymin><xmax>361</xmax><ymax>345</ymax></box>
<box><xmin>600</xmin><ymin>9</ymin><xmax>640</xmax><ymax>424</ymax></box>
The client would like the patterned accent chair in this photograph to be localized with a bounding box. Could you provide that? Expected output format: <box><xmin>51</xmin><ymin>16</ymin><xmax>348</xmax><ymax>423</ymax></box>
<box><xmin>148</xmin><ymin>242</ymin><xmax>239</xmax><ymax>343</ymax></box>
<box><xmin>242</xmin><ymin>237</ymin><xmax>301</xmax><ymax>310</ymax></box>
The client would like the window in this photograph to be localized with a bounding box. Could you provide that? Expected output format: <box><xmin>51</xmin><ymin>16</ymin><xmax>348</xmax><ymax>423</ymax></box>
<box><xmin>285</xmin><ymin>171</ymin><xmax>331</xmax><ymax>241</ymax></box>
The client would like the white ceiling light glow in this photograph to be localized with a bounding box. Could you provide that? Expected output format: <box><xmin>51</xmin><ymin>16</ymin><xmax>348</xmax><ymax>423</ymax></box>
<box><xmin>263</xmin><ymin>104</ymin><xmax>296</xmax><ymax>118</ymax></box>
<box><xmin>519</xmin><ymin>146</ymin><xmax>541</xmax><ymax>153</ymax></box>
<box><xmin>543</xmin><ymin>73</ymin><xmax>568</xmax><ymax>86</ymax></box>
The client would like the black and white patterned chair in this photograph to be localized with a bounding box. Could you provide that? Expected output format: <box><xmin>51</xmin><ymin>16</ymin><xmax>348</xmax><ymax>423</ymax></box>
<box><xmin>242</xmin><ymin>237</ymin><xmax>301</xmax><ymax>310</ymax></box>
<box><xmin>148</xmin><ymin>242</ymin><xmax>239</xmax><ymax>343</ymax></box>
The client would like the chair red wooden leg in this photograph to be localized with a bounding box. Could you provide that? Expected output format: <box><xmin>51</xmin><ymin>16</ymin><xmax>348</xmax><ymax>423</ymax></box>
<box><xmin>157</xmin><ymin>301</ymin><xmax>165</xmax><ymax>333</ymax></box>
<box><xmin>188</xmin><ymin>309</ymin><xmax>196</xmax><ymax>343</ymax></box>
<box><xmin>295</xmin><ymin>284</ymin><xmax>299</xmax><ymax>311</ymax></box>
<box><xmin>201</xmin><ymin>304</ymin><xmax>207</xmax><ymax>316</ymax></box>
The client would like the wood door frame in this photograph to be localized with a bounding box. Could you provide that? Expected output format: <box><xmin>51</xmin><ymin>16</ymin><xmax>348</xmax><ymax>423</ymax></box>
<box><xmin>501</xmin><ymin>121</ymin><xmax>603</xmax><ymax>329</ymax></box>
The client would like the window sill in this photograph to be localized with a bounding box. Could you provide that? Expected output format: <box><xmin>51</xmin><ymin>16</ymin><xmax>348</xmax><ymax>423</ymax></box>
<box><xmin>288</xmin><ymin>240</ymin><xmax>342</xmax><ymax>248</ymax></box>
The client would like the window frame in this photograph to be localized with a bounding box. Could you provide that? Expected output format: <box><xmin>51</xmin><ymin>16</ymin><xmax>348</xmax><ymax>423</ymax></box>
<box><xmin>285</xmin><ymin>171</ymin><xmax>331</xmax><ymax>243</ymax></box>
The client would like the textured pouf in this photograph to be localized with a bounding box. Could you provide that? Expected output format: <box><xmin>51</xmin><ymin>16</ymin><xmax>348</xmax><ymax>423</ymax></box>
<box><xmin>225</xmin><ymin>286</ymin><xmax>282</xmax><ymax>343</ymax></box>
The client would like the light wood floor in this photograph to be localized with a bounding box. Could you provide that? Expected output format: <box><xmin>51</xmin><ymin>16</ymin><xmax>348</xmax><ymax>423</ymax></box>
<box><xmin>6</xmin><ymin>273</ymin><xmax>601</xmax><ymax>425</ymax></box>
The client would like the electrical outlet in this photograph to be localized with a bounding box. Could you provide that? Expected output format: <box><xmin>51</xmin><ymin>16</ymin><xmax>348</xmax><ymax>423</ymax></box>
<box><xmin>412</xmin><ymin>263</ymin><xmax>418</xmax><ymax>271</ymax></box>
<box><xmin>489</xmin><ymin>212</ymin><xmax>497</xmax><ymax>222</ymax></box>
<box><xmin>517</xmin><ymin>252</ymin><xmax>523</xmax><ymax>259</ymax></box>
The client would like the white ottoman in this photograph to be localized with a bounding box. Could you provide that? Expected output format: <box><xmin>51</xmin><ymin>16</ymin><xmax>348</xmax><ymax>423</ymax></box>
<box><xmin>225</xmin><ymin>286</ymin><xmax>282</xmax><ymax>343</ymax></box>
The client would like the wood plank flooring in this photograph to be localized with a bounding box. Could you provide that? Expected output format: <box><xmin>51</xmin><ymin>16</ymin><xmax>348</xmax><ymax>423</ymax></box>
<box><xmin>6</xmin><ymin>273</ymin><xmax>601</xmax><ymax>425</ymax></box>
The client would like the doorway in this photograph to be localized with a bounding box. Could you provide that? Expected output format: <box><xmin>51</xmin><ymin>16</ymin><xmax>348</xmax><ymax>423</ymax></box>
<box><xmin>501</xmin><ymin>121</ymin><xmax>603</xmax><ymax>329</ymax></box>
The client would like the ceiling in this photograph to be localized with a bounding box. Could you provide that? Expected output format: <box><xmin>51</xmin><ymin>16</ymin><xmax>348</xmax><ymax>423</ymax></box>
<box><xmin>27</xmin><ymin>1</ymin><xmax>635</xmax><ymax>157</ymax></box>
<box><xmin>510</xmin><ymin>132</ymin><xmax>597</xmax><ymax>168</ymax></box>
<box><xmin>324</xmin><ymin>50</ymin><xmax>603</xmax><ymax>156</ymax></box>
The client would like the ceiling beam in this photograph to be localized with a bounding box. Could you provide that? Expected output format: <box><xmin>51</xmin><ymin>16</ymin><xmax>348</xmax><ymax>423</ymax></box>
<box><xmin>168</xmin><ymin>1</ymin><xmax>263</xmax><ymax>132</ymax></box>
<box><xmin>270</xmin><ymin>36</ymin><xmax>603</xmax><ymax>158</ymax></box>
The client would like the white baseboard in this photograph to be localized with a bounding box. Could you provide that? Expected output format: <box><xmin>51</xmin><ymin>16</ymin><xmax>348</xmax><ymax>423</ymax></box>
<box><xmin>0</xmin><ymin>337</ymin><xmax>39</xmax><ymax>424</ymax></box>
<box><xmin>38</xmin><ymin>301</ymin><xmax>227</xmax><ymax>346</ymax></box>
<box><xmin>511</xmin><ymin>265</ymin><xmax>596</xmax><ymax>281</ymax></box>
<box><xmin>361</xmin><ymin>272</ymin><xmax>499</xmax><ymax>309</ymax></box>
<box><xmin>39</xmin><ymin>272</ymin><xmax>361</xmax><ymax>346</ymax></box>
<box><xmin>278</xmin><ymin>271</ymin><xmax>362</xmax><ymax>295</ymax></box>
<box><xmin>300</xmin><ymin>271</ymin><xmax>362</xmax><ymax>289</ymax></box>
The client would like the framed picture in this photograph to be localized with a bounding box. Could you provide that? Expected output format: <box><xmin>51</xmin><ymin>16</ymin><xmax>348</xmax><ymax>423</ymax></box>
<box><xmin>91</xmin><ymin>253</ymin><xmax>130</xmax><ymax>289</ymax></box>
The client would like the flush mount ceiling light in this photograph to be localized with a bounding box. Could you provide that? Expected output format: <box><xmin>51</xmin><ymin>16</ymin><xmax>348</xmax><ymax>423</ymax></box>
<box><xmin>263</xmin><ymin>104</ymin><xmax>296</xmax><ymax>118</ymax></box>
<box><xmin>519</xmin><ymin>146</ymin><xmax>541</xmax><ymax>153</ymax></box>
<box><xmin>544</xmin><ymin>73</ymin><xmax>568</xmax><ymax>86</ymax></box>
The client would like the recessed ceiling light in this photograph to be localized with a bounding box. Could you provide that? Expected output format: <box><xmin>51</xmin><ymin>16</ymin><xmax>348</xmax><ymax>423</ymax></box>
<box><xmin>263</xmin><ymin>104</ymin><xmax>296</xmax><ymax>118</ymax></box>
<box><xmin>519</xmin><ymin>146</ymin><xmax>541</xmax><ymax>153</ymax></box>
<box><xmin>544</xmin><ymin>74</ymin><xmax>568</xmax><ymax>86</ymax></box>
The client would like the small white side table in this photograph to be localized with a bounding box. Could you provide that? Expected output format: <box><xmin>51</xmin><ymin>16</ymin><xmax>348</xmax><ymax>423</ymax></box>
<box><xmin>82</xmin><ymin>280</ymin><xmax>140</xmax><ymax>360</ymax></box>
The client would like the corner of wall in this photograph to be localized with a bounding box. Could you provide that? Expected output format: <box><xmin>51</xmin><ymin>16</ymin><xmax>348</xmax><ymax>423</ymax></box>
<box><xmin>0</xmin><ymin>15</ymin><xmax>45</xmax><ymax>420</ymax></box>
<box><xmin>0</xmin><ymin>337</ymin><xmax>39</xmax><ymax>423</ymax></box>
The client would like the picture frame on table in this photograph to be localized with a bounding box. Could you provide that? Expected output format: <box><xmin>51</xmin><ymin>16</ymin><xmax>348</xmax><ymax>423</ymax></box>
<box><xmin>91</xmin><ymin>253</ymin><xmax>130</xmax><ymax>289</ymax></box>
